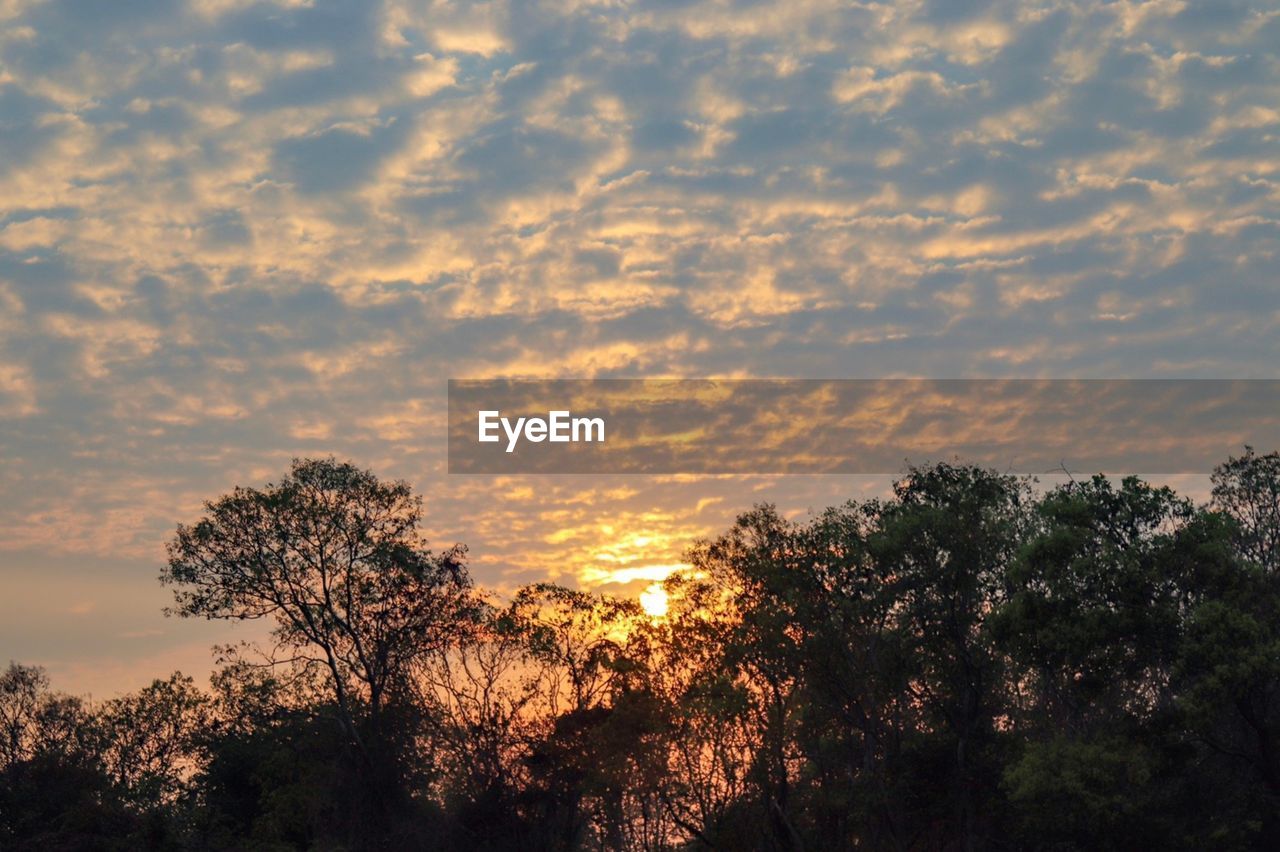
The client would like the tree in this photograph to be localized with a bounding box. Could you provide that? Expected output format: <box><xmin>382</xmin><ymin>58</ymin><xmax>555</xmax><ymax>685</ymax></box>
<box><xmin>0</xmin><ymin>662</ymin><xmax>101</xmax><ymax>772</ymax></box>
<box><xmin>1170</xmin><ymin>448</ymin><xmax>1280</xmax><ymax>845</ymax></box>
<box><xmin>503</xmin><ymin>584</ymin><xmax>653</xmax><ymax>851</ymax></box>
<box><xmin>674</xmin><ymin>505</ymin><xmax>823</xmax><ymax>851</ymax></box>
<box><xmin>162</xmin><ymin>457</ymin><xmax>482</xmax><ymax>821</ymax></box>
<box><xmin>991</xmin><ymin>475</ymin><xmax>1200</xmax><ymax>847</ymax></box>
<box><xmin>95</xmin><ymin>672</ymin><xmax>210</xmax><ymax>808</ymax></box>
<box><xmin>1</xmin><ymin>663</ymin><xmax>49</xmax><ymax>771</ymax></box>
<box><xmin>0</xmin><ymin>663</ymin><xmax>141</xmax><ymax>851</ymax></box>
<box><xmin>1211</xmin><ymin>446</ymin><xmax>1280</xmax><ymax>573</ymax></box>
<box><xmin>416</xmin><ymin>599</ymin><xmax>543</xmax><ymax>848</ymax></box>
<box><xmin>10</xmin><ymin>452</ymin><xmax>1280</xmax><ymax>850</ymax></box>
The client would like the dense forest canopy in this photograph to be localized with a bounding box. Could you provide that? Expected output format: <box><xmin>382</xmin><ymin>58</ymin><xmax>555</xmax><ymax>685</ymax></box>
<box><xmin>4</xmin><ymin>452</ymin><xmax>1280</xmax><ymax>850</ymax></box>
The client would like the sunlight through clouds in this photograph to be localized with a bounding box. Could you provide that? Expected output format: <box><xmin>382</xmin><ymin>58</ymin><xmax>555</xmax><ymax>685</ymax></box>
<box><xmin>0</xmin><ymin>0</ymin><xmax>1276</xmax><ymax>694</ymax></box>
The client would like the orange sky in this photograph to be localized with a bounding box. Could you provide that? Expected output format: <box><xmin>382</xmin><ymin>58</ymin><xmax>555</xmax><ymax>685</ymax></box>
<box><xmin>0</xmin><ymin>0</ymin><xmax>1276</xmax><ymax>697</ymax></box>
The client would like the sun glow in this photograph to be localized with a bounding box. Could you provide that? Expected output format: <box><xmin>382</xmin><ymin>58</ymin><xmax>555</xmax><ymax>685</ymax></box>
<box><xmin>639</xmin><ymin>583</ymin><xmax>668</xmax><ymax>618</ymax></box>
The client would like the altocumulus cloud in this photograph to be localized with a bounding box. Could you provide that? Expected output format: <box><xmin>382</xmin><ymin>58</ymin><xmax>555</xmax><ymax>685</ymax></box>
<box><xmin>0</xmin><ymin>0</ymin><xmax>1277</xmax><ymax>692</ymax></box>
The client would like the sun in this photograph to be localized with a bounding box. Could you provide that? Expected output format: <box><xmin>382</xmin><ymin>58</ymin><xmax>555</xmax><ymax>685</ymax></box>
<box><xmin>639</xmin><ymin>583</ymin><xmax>668</xmax><ymax>618</ymax></box>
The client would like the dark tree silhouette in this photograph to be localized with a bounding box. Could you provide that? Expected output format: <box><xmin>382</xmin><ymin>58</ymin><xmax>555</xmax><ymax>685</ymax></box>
<box><xmin>6</xmin><ymin>452</ymin><xmax>1280</xmax><ymax>850</ymax></box>
<box><xmin>161</xmin><ymin>457</ymin><xmax>482</xmax><ymax>840</ymax></box>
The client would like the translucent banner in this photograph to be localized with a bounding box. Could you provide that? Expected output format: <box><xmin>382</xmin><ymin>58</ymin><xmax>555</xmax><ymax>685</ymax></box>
<box><xmin>447</xmin><ymin>379</ymin><xmax>1280</xmax><ymax>474</ymax></box>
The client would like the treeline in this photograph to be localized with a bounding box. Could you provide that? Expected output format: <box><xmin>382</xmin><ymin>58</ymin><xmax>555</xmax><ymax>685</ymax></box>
<box><xmin>3</xmin><ymin>453</ymin><xmax>1280</xmax><ymax>850</ymax></box>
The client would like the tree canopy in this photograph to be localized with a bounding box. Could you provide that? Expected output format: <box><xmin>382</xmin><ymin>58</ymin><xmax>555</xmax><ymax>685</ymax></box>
<box><xmin>5</xmin><ymin>452</ymin><xmax>1280</xmax><ymax>850</ymax></box>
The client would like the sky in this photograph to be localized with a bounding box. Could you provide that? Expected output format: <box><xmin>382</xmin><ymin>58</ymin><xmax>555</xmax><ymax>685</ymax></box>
<box><xmin>1</xmin><ymin>0</ymin><xmax>1278</xmax><ymax>697</ymax></box>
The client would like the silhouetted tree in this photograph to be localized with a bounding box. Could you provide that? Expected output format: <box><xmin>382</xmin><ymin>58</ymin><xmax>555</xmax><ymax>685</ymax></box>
<box><xmin>0</xmin><ymin>663</ymin><xmax>143</xmax><ymax>850</ymax></box>
<box><xmin>162</xmin><ymin>457</ymin><xmax>482</xmax><ymax>844</ymax></box>
<box><xmin>8</xmin><ymin>453</ymin><xmax>1280</xmax><ymax>850</ymax></box>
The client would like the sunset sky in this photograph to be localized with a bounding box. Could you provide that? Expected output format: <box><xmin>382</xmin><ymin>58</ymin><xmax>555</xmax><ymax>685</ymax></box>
<box><xmin>1</xmin><ymin>0</ymin><xmax>1278</xmax><ymax>697</ymax></box>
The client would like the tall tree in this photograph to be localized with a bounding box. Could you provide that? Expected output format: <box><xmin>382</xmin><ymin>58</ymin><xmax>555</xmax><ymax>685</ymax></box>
<box><xmin>95</xmin><ymin>672</ymin><xmax>210</xmax><ymax>808</ymax></box>
<box><xmin>867</xmin><ymin>463</ymin><xmax>1031</xmax><ymax>850</ymax></box>
<box><xmin>1174</xmin><ymin>448</ymin><xmax>1280</xmax><ymax>844</ymax></box>
<box><xmin>992</xmin><ymin>475</ymin><xmax>1198</xmax><ymax>847</ymax></box>
<box><xmin>162</xmin><ymin>457</ymin><xmax>481</xmax><ymax>820</ymax></box>
<box><xmin>0</xmin><ymin>663</ymin><xmax>140</xmax><ymax>850</ymax></box>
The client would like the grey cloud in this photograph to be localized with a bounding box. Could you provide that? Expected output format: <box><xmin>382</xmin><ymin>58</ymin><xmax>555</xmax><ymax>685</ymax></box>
<box><xmin>0</xmin><ymin>86</ymin><xmax>67</xmax><ymax>169</ymax></box>
<box><xmin>274</xmin><ymin>120</ymin><xmax>412</xmax><ymax>193</ymax></box>
<box><xmin>1</xmin><ymin>0</ymin><xmax>1278</xmax><ymax>693</ymax></box>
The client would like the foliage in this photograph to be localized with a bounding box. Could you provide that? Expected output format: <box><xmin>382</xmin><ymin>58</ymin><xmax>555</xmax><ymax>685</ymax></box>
<box><xmin>7</xmin><ymin>452</ymin><xmax>1280</xmax><ymax>849</ymax></box>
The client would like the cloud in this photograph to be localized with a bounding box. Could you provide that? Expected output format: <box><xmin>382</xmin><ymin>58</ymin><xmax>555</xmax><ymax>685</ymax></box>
<box><xmin>0</xmin><ymin>0</ymin><xmax>1276</xmax><ymax>693</ymax></box>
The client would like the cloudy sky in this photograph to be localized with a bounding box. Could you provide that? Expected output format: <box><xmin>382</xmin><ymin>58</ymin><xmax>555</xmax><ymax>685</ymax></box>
<box><xmin>1</xmin><ymin>0</ymin><xmax>1277</xmax><ymax>696</ymax></box>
